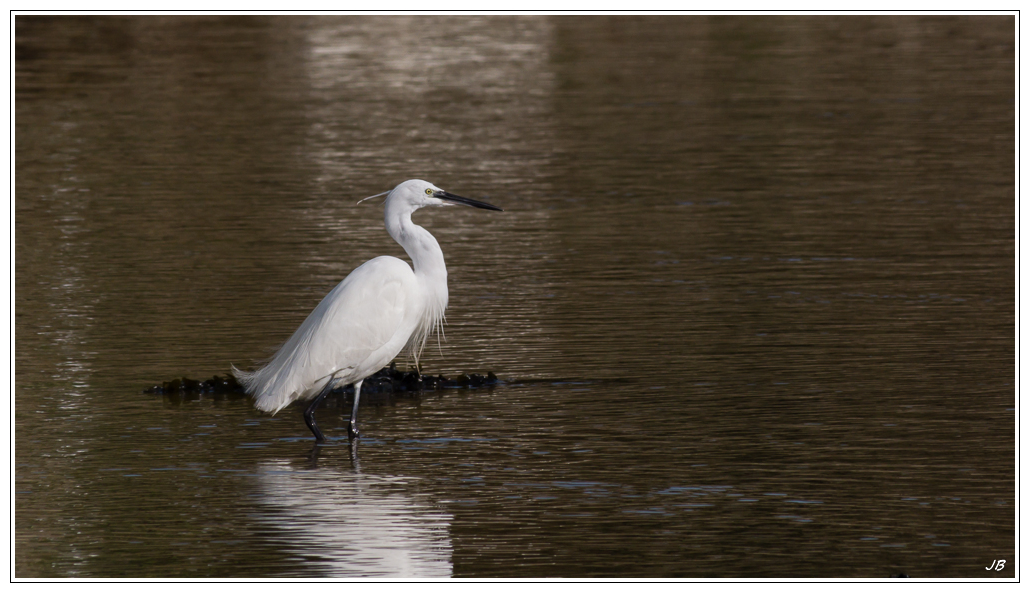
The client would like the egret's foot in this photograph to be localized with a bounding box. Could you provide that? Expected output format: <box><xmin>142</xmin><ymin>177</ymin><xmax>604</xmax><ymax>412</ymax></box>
<box><xmin>348</xmin><ymin>423</ymin><xmax>360</xmax><ymax>440</ymax></box>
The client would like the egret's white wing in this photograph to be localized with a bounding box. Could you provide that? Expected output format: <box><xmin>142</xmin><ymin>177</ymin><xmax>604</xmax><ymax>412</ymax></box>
<box><xmin>236</xmin><ymin>256</ymin><xmax>420</xmax><ymax>414</ymax></box>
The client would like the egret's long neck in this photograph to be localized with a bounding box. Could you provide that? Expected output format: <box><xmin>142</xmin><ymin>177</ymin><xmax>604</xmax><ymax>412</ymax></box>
<box><xmin>385</xmin><ymin>200</ymin><xmax>449</xmax><ymax>363</ymax></box>
<box><xmin>384</xmin><ymin>202</ymin><xmax>448</xmax><ymax>286</ymax></box>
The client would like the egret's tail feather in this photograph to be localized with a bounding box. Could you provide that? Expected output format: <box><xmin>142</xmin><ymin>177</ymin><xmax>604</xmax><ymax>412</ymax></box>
<box><xmin>232</xmin><ymin>361</ymin><xmax>297</xmax><ymax>415</ymax></box>
<box><xmin>230</xmin><ymin>364</ymin><xmax>255</xmax><ymax>391</ymax></box>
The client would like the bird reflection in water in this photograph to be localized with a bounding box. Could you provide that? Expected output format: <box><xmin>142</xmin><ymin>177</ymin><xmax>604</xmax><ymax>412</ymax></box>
<box><xmin>255</xmin><ymin>442</ymin><xmax>453</xmax><ymax>578</ymax></box>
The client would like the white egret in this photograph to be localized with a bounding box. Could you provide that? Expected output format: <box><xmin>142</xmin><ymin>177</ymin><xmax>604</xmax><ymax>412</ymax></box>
<box><xmin>233</xmin><ymin>179</ymin><xmax>502</xmax><ymax>442</ymax></box>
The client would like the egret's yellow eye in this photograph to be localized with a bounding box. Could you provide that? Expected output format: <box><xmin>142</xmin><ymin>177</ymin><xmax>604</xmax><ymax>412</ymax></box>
<box><xmin>425</xmin><ymin>188</ymin><xmax>434</xmax><ymax>195</ymax></box>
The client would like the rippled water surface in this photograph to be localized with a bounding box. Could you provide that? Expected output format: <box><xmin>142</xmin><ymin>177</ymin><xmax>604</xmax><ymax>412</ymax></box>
<box><xmin>15</xmin><ymin>16</ymin><xmax>1015</xmax><ymax>578</ymax></box>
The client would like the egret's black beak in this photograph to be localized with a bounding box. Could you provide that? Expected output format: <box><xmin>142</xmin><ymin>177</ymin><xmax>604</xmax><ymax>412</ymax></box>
<box><xmin>436</xmin><ymin>191</ymin><xmax>503</xmax><ymax>212</ymax></box>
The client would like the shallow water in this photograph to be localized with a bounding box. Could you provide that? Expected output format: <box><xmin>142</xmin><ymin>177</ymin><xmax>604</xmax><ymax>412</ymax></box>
<box><xmin>15</xmin><ymin>16</ymin><xmax>1014</xmax><ymax>578</ymax></box>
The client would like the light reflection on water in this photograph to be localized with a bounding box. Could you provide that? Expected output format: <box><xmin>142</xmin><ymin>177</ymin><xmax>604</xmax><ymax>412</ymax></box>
<box><xmin>16</xmin><ymin>16</ymin><xmax>1013</xmax><ymax>578</ymax></box>
<box><xmin>254</xmin><ymin>456</ymin><xmax>453</xmax><ymax>578</ymax></box>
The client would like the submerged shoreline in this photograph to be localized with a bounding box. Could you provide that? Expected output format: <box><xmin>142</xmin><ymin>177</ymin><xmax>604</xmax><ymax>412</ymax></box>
<box><xmin>144</xmin><ymin>363</ymin><xmax>501</xmax><ymax>400</ymax></box>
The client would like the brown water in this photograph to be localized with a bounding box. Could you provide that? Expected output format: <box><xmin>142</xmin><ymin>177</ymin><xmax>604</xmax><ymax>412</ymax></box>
<box><xmin>15</xmin><ymin>16</ymin><xmax>1015</xmax><ymax>578</ymax></box>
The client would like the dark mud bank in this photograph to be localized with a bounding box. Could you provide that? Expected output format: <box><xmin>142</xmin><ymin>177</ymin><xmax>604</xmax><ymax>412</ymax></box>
<box><xmin>145</xmin><ymin>364</ymin><xmax>501</xmax><ymax>403</ymax></box>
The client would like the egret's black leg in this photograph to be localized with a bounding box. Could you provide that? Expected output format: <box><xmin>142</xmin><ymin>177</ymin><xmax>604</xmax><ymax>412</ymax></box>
<box><xmin>348</xmin><ymin>379</ymin><xmax>363</xmax><ymax>440</ymax></box>
<box><xmin>304</xmin><ymin>379</ymin><xmax>336</xmax><ymax>442</ymax></box>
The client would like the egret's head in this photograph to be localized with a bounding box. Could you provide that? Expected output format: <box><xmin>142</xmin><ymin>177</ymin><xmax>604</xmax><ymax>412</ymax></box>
<box><xmin>377</xmin><ymin>179</ymin><xmax>503</xmax><ymax>212</ymax></box>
